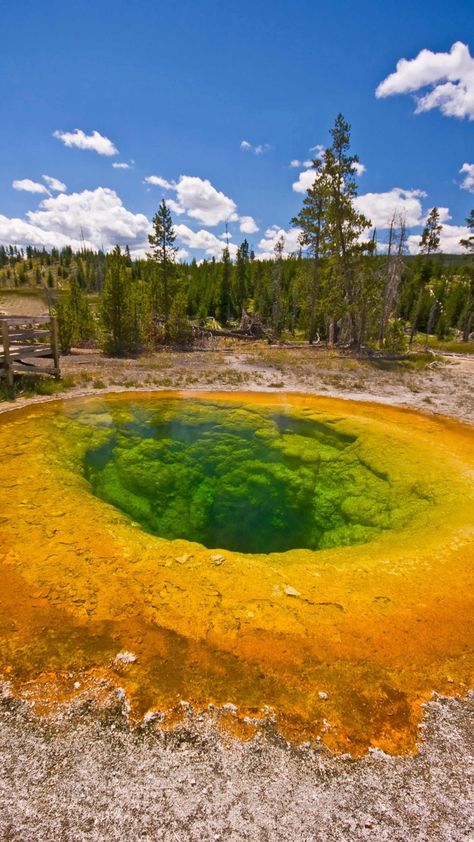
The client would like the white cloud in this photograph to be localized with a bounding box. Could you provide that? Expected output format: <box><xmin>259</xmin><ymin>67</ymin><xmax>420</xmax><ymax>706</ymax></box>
<box><xmin>172</xmin><ymin>176</ymin><xmax>237</xmax><ymax>226</ymax></box>
<box><xmin>460</xmin><ymin>162</ymin><xmax>474</xmax><ymax>192</ymax></box>
<box><xmin>354</xmin><ymin>188</ymin><xmax>426</xmax><ymax>228</ymax></box>
<box><xmin>144</xmin><ymin>175</ymin><xmax>176</xmax><ymax>189</ymax></box>
<box><xmin>408</xmin><ymin>222</ymin><xmax>470</xmax><ymax>254</ymax></box>
<box><xmin>376</xmin><ymin>41</ymin><xmax>474</xmax><ymax>120</ymax></box>
<box><xmin>423</xmin><ymin>206</ymin><xmax>451</xmax><ymax>223</ymax></box>
<box><xmin>146</xmin><ymin>173</ymin><xmax>255</xmax><ymax>229</ymax></box>
<box><xmin>256</xmin><ymin>225</ymin><xmax>302</xmax><ymax>259</ymax></box>
<box><xmin>291</xmin><ymin>159</ymin><xmax>314</xmax><ymax>168</ymax></box>
<box><xmin>292</xmin><ymin>156</ymin><xmax>364</xmax><ymax>191</ymax></box>
<box><xmin>175</xmin><ymin>223</ymin><xmax>238</xmax><ymax>258</ymax></box>
<box><xmin>26</xmin><ymin>187</ymin><xmax>149</xmax><ymax>251</ymax></box>
<box><xmin>353</xmin><ymin>162</ymin><xmax>366</xmax><ymax>176</ymax></box>
<box><xmin>12</xmin><ymin>179</ymin><xmax>49</xmax><ymax>194</ymax></box>
<box><xmin>53</xmin><ymin>129</ymin><xmax>119</xmax><ymax>156</ymax></box>
<box><xmin>112</xmin><ymin>162</ymin><xmax>131</xmax><ymax>170</ymax></box>
<box><xmin>292</xmin><ymin>168</ymin><xmax>318</xmax><ymax>193</ymax></box>
<box><xmin>0</xmin><ymin>214</ymin><xmax>86</xmax><ymax>251</ymax></box>
<box><xmin>309</xmin><ymin>144</ymin><xmax>325</xmax><ymax>156</ymax></box>
<box><xmin>239</xmin><ymin>215</ymin><xmax>259</xmax><ymax>234</ymax></box>
<box><xmin>240</xmin><ymin>140</ymin><xmax>270</xmax><ymax>155</ymax></box>
<box><xmin>42</xmin><ymin>174</ymin><xmax>67</xmax><ymax>192</ymax></box>
<box><xmin>165</xmin><ymin>198</ymin><xmax>186</xmax><ymax>216</ymax></box>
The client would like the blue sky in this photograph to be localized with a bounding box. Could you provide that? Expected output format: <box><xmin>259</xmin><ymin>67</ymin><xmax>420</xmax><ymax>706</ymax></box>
<box><xmin>1</xmin><ymin>0</ymin><xmax>473</xmax><ymax>259</ymax></box>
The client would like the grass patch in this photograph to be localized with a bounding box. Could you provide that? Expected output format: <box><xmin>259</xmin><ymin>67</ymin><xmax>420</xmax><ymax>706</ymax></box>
<box><xmin>367</xmin><ymin>352</ymin><xmax>440</xmax><ymax>372</ymax></box>
<box><xmin>424</xmin><ymin>337</ymin><xmax>474</xmax><ymax>355</ymax></box>
<box><xmin>0</xmin><ymin>374</ymin><xmax>76</xmax><ymax>401</ymax></box>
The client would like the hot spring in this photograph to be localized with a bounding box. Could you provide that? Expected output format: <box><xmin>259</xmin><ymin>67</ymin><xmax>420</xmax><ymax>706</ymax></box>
<box><xmin>0</xmin><ymin>391</ymin><xmax>473</xmax><ymax>755</ymax></box>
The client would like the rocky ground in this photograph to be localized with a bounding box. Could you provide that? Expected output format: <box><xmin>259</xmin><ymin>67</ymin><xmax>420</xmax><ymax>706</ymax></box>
<box><xmin>0</xmin><ymin>689</ymin><xmax>473</xmax><ymax>842</ymax></box>
<box><xmin>1</xmin><ymin>342</ymin><xmax>473</xmax><ymax>841</ymax></box>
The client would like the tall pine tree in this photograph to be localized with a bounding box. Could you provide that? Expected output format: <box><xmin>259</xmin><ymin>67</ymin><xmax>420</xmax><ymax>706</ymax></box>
<box><xmin>147</xmin><ymin>199</ymin><xmax>178</xmax><ymax>325</ymax></box>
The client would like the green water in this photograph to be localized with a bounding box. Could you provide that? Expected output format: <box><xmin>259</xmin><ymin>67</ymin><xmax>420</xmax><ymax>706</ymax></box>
<box><xmin>76</xmin><ymin>398</ymin><xmax>423</xmax><ymax>554</ymax></box>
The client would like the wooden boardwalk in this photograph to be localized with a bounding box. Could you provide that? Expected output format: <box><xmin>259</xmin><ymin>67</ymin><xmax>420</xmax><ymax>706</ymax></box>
<box><xmin>0</xmin><ymin>314</ymin><xmax>60</xmax><ymax>388</ymax></box>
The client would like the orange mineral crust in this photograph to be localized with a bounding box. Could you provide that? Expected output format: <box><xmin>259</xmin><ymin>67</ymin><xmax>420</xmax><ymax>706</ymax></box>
<box><xmin>0</xmin><ymin>391</ymin><xmax>473</xmax><ymax>756</ymax></box>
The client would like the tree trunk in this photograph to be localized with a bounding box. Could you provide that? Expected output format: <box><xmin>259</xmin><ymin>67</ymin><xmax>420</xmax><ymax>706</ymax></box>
<box><xmin>409</xmin><ymin>286</ymin><xmax>424</xmax><ymax>345</ymax></box>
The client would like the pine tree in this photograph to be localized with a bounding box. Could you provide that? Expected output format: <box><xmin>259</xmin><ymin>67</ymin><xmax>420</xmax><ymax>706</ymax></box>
<box><xmin>291</xmin><ymin>154</ymin><xmax>329</xmax><ymax>343</ymax></box>
<box><xmin>459</xmin><ymin>210</ymin><xmax>474</xmax><ymax>341</ymax></box>
<box><xmin>147</xmin><ymin>199</ymin><xmax>178</xmax><ymax>323</ymax></box>
<box><xmin>218</xmin><ymin>246</ymin><xmax>232</xmax><ymax>325</ymax></box>
<box><xmin>409</xmin><ymin>207</ymin><xmax>442</xmax><ymax>344</ymax></box>
<box><xmin>57</xmin><ymin>276</ymin><xmax>94</xmax><ymax>353</ymax></box>
<box><xmin>292</xmin><ymin>115</ymin><xmax>373</xmax><ymax>346</ymax></box>
<box><xmin>234</xmin><ymin>239</ymin><xmax>250</xmax><ymax>316</ymax></box>
<box><xmin>321</xmin><ymin>114</ymin><xmax>373</xmax><ymax>346</ymax></box>
<box><xmin>99</xmin><ymin>246</ymin><xmax>135</xmax><ymax>355</ymax></box>
<box><xmin>271</xmin><ymin>237</ymin><xmax>284</xmax><ymax>338</ymax></box>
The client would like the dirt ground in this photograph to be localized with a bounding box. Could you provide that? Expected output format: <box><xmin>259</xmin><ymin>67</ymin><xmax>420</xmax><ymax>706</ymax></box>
<box><xmin>2</xmin><ymin>342</ymin><xmax>474</xmax><ymax>425</ymax></box>
<box><xmin>0</xmin><ymin>342</ymin><xmax>473</xmax><ymax>841</ymax></box>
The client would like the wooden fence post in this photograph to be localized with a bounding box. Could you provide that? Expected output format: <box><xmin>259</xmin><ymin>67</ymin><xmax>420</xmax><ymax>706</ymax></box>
<box><xmin>50</xmin><ymin>316</ymin><xmax>60</xmax><ymax>379</ymax></box>
<box><xmin>1</xmin><ymin>321</ymin><xmax>14</xmax><ymax>390</ymax></box>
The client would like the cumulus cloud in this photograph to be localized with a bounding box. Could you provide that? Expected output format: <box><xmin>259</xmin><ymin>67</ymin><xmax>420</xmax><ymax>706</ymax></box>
<box><xmin>460</xmin><ymin>162</ymin><xmax>474</xmax><ymax>192</ymax></box>
<box><xmin>24</xmin><ymin>187</ymin><xmax>149</xmax><ymax>251</ymax></box>
<box><xmin>0</xmin><ymin>214</ymin><xmax>86</xmax><ymax>251</ymax></box>
<box><xmin>165</xmin><ymin>198</ymin><xmax>186</xmax><ymax>216</ymax></box>
<box><xmin>146</xmin><ymin>174</ymin><xmax>238</xmax><ymax>226</ymax></box>
<box><xmin>408</xmin><ymin>223</ymin><xmax>470</xmax><ymax>254</ymax></box>
<box><xmin>174</xmin><ymin>176</ymin><xmax>237</xmax><ymax>226</ymax></box>
<box><xmin>423</xmin><ymin>207</ymin><xmax>451</xmax><ymax>223</ymax></box>
<box><xmin>42</xmin><ymin>175</ymin><xmax>67</xmax><ymax>192</ymax></box>
<box><xmin>112</xmin><ymin>162</ymin><xmax>131</xmax><ymax>170</ymax></box>
<box><xmin>53</xmin><ymin>129</ymin><xmax>119</xmax><ymax>155</ymax></box>
<box><xmin>256</xmin><ymin>225</ymin><xmax>302</xmax><ymax>259</ymax></box>
<box><xmin>292</xmin><ymin>168</ymin><xmax>318</xmax><ymax>194</ymax></box>
<box><xmin>12</xmin><ymin>179</ymin><xmax>49</xmax><ymax>194</ymax></box>
<box><xmin>376</xmin><ymin>41</ymin><xmax>474</xmax><ymax>120</ymax></box>
<box><xmin>175</xmin><ymin>223</ymin><xmax>238</xmax><ymax>258</ymax></box>
<box><xmin>239</xmin><ymin>215</ymin><xmax>259</xmax><ymax>234</ymax></box>
<box><xmin>240</xmin><ymin>140</ymin><xmax>252</xmax><ymax>151</ymax></box>
<box><xmin>354</xmin><ymin>188</ymin><xmax>426</xmax><ymax>228</ymax></box>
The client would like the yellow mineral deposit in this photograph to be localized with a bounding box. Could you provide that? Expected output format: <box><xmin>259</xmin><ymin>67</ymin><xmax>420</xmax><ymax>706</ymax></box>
<box><xmin>0</xmin><ymin>391</ymin><xmax>473</xmax><ymax>756</ymax></box>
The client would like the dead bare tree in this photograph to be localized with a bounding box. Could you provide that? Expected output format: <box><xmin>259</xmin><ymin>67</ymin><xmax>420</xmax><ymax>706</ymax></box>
<box><xmin>378</xmin><ymin>212</ymin><xmax>407</xmax><ymax>346</ymax></box>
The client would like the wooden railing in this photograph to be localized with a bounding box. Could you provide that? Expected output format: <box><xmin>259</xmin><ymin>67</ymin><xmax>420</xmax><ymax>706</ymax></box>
<box><xmin>0</xmin><ymin>314</ymin><xmax>60</xmax><ymax>388</ymax></box>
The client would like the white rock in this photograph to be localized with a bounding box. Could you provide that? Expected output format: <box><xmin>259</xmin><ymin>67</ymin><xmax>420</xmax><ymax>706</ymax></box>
<box><xmin>284</xmin><ymin>585</ymin><xmax>301</xmax><ymax>598</ymax></box>
<box><xmin>114</xmin><ymin>651</ymin><xmax>137</xmax><ymax>664</ymax></box>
